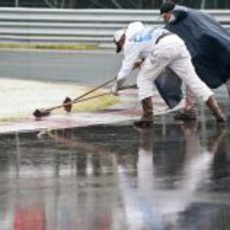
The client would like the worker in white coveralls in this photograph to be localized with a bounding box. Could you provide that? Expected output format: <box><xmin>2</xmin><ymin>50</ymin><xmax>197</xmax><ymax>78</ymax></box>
<box><xmin>111</xmin><ymin>22</ymin><xmax>226</xmax><ymax>127</ymax></box>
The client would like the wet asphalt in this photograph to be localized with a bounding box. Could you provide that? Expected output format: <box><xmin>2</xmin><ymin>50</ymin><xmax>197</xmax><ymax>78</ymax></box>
<box><xmin>0</xmin><ymin>50</ymin><xmax>229</xmax><ymax>229</ymax></box>
<box><xmin>0</xmin><ymin>118</ymin><xmax>230</xmax><ymax>229</ymax></box>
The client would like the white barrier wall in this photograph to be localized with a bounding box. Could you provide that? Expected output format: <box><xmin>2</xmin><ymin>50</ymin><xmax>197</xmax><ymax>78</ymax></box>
<box><xmin>0</xmin><ymin>8</ymin><xmax>229</xmax><ymax>44</ymax></box>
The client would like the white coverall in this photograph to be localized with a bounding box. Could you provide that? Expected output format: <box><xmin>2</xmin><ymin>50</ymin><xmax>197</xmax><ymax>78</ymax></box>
<box><xmin>117</xmin><ymin>27</ymin><xmax>213</xmax><ymax>102</ymax></box>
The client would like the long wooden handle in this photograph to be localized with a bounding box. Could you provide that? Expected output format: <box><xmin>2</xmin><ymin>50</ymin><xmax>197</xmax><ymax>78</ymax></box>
<box><xmin>45</xmin><ymin>77</ymin><xmax>116</xmax><ymax>112</ymax></box>
<box><xmin>72</xmin><ymin>77</ymin><xmax>115</xmax><ymax>102</ymax></box>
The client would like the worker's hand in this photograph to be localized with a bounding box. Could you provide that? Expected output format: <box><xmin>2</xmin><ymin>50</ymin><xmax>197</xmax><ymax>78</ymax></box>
<box><xmin>111</xmin><ymin>79</ymin><xmax>125</xmax><ymax>96</ymax></box>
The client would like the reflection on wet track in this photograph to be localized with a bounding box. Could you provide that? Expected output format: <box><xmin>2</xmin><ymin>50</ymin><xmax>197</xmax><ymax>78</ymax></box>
<box><xmin>0</xmin><ymin>122</ymin><xmax>229</xmax><ymax>229</ymax></box>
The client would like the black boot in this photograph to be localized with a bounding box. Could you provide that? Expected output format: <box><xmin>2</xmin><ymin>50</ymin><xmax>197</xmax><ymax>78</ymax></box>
<box><xmin>206</xmin><ymin>96</ymin><xmax>226</xmax><ymax>123</ymax></box>
<box><xmin>174</xmin><ymin>107</ymin><xmax>197</xmax><ymax>120</ymax></box>
<box><xmin>134</xmin><ymin>97</ymin><xmax>153</xmax><ymax>127</ymax></box>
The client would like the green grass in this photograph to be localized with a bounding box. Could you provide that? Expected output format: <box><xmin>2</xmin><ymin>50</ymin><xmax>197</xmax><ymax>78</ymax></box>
<box><xmin>0</xmin><ymin>43</ymin><xmax>99</xmax><ymax>50</ymax></box>
<box><xmin>62</xmin><ymin>93</ymin><xmax>119</xmax><ymax>113</ymax></box>
<box><xmin>0</xmin><ymin>116</ymin><xmax>27</xmax><ymax>122</ymax></box>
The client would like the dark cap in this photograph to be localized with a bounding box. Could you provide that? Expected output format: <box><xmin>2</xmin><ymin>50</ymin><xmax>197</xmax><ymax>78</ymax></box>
<box><xmin>160</xmin><ymin>1</ymin><xmax>175</xmax><ymax>15</ymax></box>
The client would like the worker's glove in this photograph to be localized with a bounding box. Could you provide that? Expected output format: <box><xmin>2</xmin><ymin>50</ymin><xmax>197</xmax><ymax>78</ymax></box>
<box><xmin>111</xmin><ymin>78</ymin><xmax>125</xmax><ymax>96</ymax></box>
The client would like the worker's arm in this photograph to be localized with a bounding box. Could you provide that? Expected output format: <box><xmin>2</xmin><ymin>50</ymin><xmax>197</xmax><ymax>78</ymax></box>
<box><xmin>117</xmin><ymin>43</ymin><xmax>142</xmax><ymax>80</ymax></box>
<box><xmin>170</xmin><ymin>5</ymin><xmax>189</xmax><ymax>23</ymax></box>
<box><xmin>112</xmin><ymin>43</ymin><xmax>142</xmax><ymax>95</ymax></box>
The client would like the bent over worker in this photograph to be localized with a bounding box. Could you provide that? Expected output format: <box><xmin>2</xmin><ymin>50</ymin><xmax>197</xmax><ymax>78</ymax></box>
<box><xmin>112</xmin><ymin>22</ymin><xmax>226</xmax><ymax>126</ymax></box>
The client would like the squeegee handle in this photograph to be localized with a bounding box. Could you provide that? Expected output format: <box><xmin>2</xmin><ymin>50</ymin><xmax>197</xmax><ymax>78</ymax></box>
<box><xmin>72</xmin><ymin>77</ymin><xmax>115</xmax><ymax>103</ymax></box>
<box><xmin>44</xmin><ymin>77</ymin><xmax>116</xmax><ymax>112</ymax></box>
<box><xmin>70</xmin><ymin>84</ymin><xmax>137</xmax><ymax>105</ymax></box>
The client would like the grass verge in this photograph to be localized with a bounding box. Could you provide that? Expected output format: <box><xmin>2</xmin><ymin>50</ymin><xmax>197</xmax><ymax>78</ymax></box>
<box><xmin>0</xmin><ymin>43</ymin><xmax>99</xmax><ymax>50</ymax></box>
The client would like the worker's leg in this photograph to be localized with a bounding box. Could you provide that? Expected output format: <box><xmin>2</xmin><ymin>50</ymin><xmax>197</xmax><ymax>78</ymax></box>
<box><xmin>174</xmin><ymin>85</ymin><xmax>198</xmax><ymax>120</ymax></box>
<box><xmin>184</xmin><ymin>85</ymin><xmax>197</xmax><ymax>111</ymax></box>
<box><xmin>170</xmin><ymin>50</ymin><xmax>226</xmax><ymax>122</ymax></box>
<box><xmin>225</xmin><ymin>78</ymin><xmax>230</xmax><ymax>98</ymax></box>
<box><xmin>135</xmin><ymin>54</ymin><xmax>169</xmax><ymax>127</ymax></box>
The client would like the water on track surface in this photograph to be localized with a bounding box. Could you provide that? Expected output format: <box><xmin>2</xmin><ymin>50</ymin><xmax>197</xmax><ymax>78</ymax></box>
<box><xmin>0</xmin><ymin>122</ymin><xmax>229</xmax><ymax>229</ymax></box>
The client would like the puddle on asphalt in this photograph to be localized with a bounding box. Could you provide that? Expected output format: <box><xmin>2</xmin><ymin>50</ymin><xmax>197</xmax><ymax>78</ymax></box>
<box><xmin>0</xmin><ymin>122</ymin><xmax>229</xmax><ymax>229</ymax></box>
